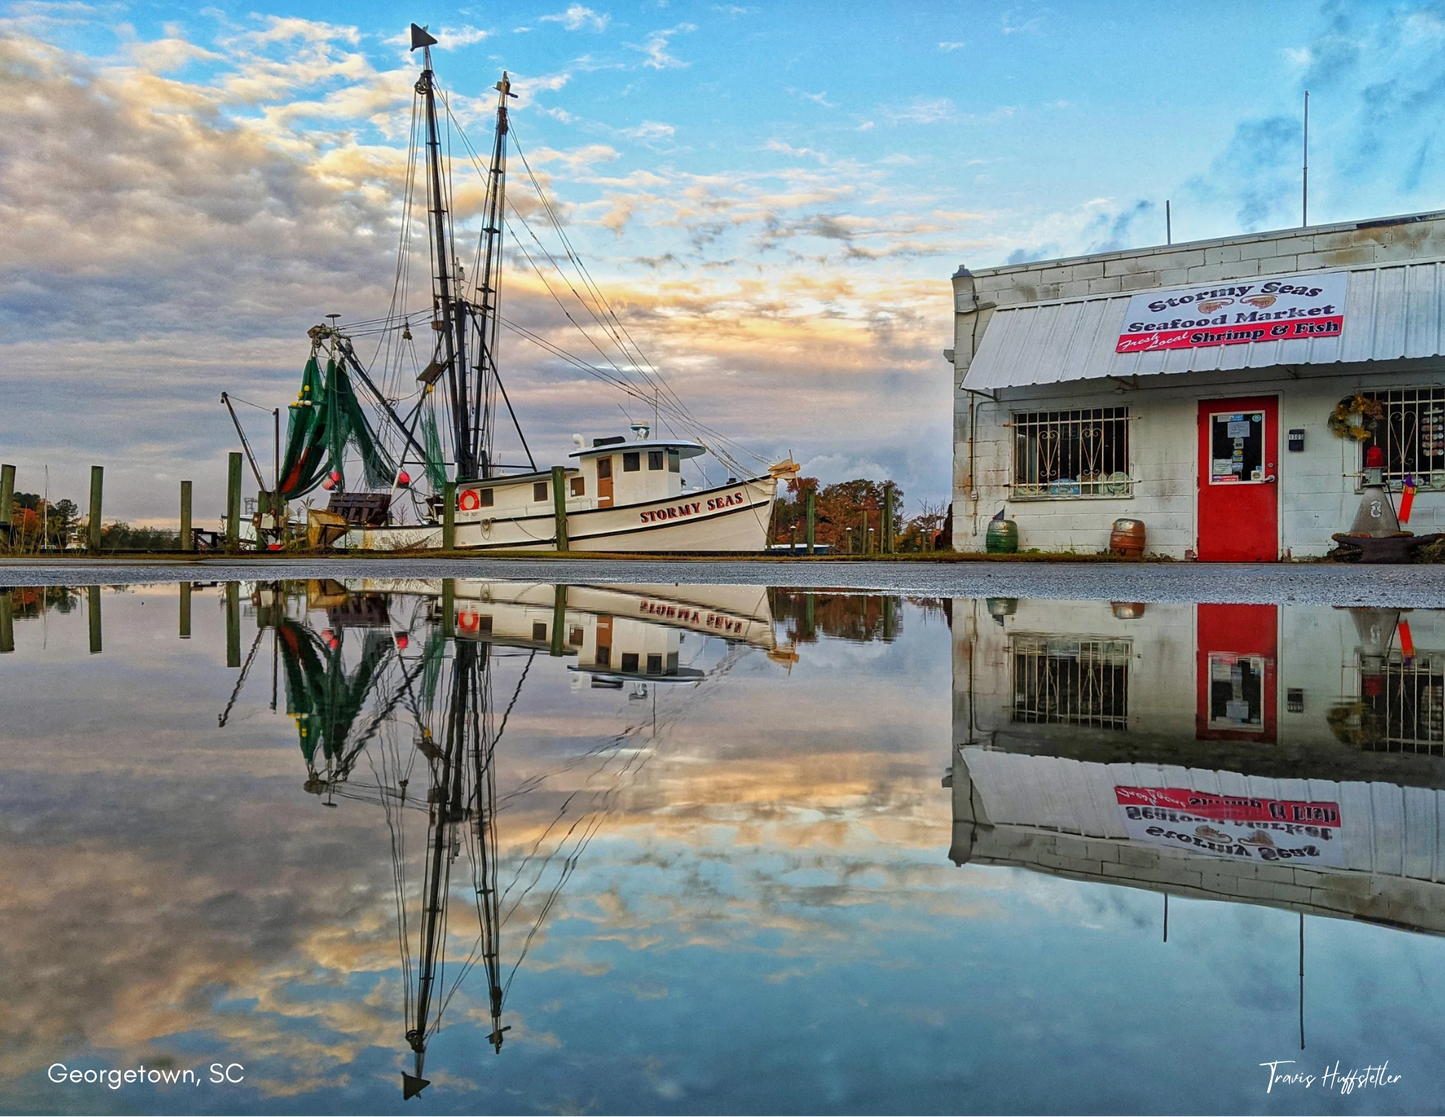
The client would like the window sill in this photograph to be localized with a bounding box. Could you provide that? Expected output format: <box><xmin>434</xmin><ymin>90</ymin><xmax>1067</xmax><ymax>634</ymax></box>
<box><xmin>1009</xmin><ymin>486</ymin><xmax>1136</xmax><ymax>501</ymax></box>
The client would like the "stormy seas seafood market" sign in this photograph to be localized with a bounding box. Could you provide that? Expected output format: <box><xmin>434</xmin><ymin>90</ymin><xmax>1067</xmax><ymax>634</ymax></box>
<box><xmin>1116</xmin><ymin>271</ymin><xmax>1348</xmax><ymax>354</ymax></box>
<box><xmin>1114</xmin><ymin>785</ymin><xmax>1345</xmax><ymax>866</ymax></box>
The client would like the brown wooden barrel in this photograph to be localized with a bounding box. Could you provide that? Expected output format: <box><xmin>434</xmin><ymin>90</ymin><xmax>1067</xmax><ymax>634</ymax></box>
<box><xmin>1109</xmin><ymin>518</ymin><xmax>1146</xmax><ymax>558</ymax></box>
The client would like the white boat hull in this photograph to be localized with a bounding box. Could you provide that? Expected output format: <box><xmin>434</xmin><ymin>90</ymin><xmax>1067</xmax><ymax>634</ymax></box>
<box><xmin>338</xmin><ymin>475</ymin><xmax>777</xmax><ymax>553</ymax></box>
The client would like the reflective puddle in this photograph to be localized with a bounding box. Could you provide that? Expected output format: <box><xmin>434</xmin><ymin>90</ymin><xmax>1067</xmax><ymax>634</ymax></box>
<box><xmin>1</xmin><ymin>580</ymin><xmax>1442</xmax><ymax>1113</ymax></box>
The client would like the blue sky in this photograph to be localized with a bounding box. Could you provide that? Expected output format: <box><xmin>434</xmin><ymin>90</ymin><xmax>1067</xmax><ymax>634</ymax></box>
<box><xmin>4</xmin><ymin>0</ymin><xmax>1445</xmax><ymax>520</ymax></box>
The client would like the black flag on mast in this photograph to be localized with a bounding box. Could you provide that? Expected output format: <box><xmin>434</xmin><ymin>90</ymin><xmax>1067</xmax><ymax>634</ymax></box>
<box><xmin>409</xmin><ymin>23</ymin><xmax>438</xmax><ymax>50</ymax></box>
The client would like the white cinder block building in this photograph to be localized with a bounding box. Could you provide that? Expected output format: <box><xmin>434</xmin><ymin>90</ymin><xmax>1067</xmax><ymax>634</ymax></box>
<box><xmin>949</xmin><ymin>211</ymin><xmax>1445</xmax><ymax>558</ymax></box>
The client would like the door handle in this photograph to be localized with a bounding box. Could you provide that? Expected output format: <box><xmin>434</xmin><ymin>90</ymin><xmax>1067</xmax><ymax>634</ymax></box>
<box><xmin>1265</xmin><ymin>474</ymin><xmax>1277</xmax><ymax>483</ymax></box>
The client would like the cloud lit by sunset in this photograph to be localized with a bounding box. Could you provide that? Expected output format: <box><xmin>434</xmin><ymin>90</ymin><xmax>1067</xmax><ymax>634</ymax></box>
<box><xmin>3</xmin><ymin>1</ymin><xmax>1444</xmax><ymax>521</ymax></box>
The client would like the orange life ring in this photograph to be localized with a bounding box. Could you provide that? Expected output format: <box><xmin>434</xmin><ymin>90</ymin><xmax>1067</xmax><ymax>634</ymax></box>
<box><xmin>457</xmin><ymin>610</ymin><xmax>480</xmax><ymax>632</ymax></box>
<box><xmin>458</xmin><ymin>489</ymin><xmax>480</xmax><ymax>511</ymax></box>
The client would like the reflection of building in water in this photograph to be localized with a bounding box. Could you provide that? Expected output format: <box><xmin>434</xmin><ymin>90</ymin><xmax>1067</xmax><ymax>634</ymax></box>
<box><xmin>950</xmin><ymin>598</ymin><xmax>1445</xmax><ymax>934</ymax></box>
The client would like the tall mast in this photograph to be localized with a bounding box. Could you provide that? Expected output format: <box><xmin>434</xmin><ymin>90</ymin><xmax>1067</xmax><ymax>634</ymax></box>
<box><xmin>472</xmin><ymin>74</ymin><xmax>515</xmax><ymax>479</ymax></box>
<box><xmin>410</xmin><ymin>25</ymin><xmax>474</xmax><ymax>480</ymax></box>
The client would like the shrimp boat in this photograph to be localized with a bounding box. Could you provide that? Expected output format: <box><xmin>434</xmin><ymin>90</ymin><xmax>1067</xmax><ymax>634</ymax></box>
<box><xmin>229</xmin><ymin>24</ymin><xmax>795</xmax><ymax>553</ymax></box>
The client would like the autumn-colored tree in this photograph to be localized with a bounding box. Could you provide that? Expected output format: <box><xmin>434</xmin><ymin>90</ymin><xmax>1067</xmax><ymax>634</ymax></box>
<box><xmin>770</xmin><ymin>476</ymin><xmax>901</xmax><ymax>552</ymax></box>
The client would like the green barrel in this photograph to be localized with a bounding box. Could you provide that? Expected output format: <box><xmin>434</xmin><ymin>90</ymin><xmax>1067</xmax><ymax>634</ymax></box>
<box><xmin>985</xmin><ymin>518</ymin><xmax>1019</xmax><ymax>554</ymax></box>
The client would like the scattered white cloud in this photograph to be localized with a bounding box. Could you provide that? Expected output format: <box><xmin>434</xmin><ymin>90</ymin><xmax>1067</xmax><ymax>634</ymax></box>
<box><xmin>789</xmin><ymin>88</ymin><xmax>836</xmax><ymax>108</ymax></box>
<box><xmin>938</xmin><ymin>41</ymin><xmax>964</xmax><ymax>51</ymax></box>
<box><xmin>1000</xmin><ymin>9</ymin><xmax>1045</xmax><ymax>35</ymax></box>
<box><xmin>636</xmin><ymin>22</ymin><xmax>694</xmax><ymax>69</ymax></box>
<box><xmin>441</xmin><ymin>25</ymin><xmax>491</xmax><ymax>47</ymax></box>
<box><xmin>621</xmin><ymin>120</ymin><xmax>676</xmax><ymax>140</ymax></box>
<box><xmin>539</xmin><ymin>4</ymin><xmax>611</xmax><ymax>32</ymax></box>
<box><xmin>888</xmin><ymin>96</ymin><xmax>955</xmax><ymax>125</ymax></box>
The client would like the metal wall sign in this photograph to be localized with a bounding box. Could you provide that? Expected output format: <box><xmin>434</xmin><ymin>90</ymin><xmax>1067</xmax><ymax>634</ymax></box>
<box><xmin>1117</xmin><ymin>270</ymin><xmax>1348</xmax><ymax>354</ymax></box>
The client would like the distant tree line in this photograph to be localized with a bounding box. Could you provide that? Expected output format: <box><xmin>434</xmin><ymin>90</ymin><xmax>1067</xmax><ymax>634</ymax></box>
<box><xmin>769</xmin><ymin>477</ymin><xmax>949</xmax><ymax>552</ymax></box>
<box><xmin>3</xmin><ymin>493</ymin><xmax>178</xmax><ymax>552</ymax></box>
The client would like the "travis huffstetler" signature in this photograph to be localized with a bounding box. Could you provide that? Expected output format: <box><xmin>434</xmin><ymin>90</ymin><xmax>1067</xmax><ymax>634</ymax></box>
<box><xmin>1260</xmin><ymin>1060</ymin><xmax>1401</xmax><ymax>1094</ymax></box>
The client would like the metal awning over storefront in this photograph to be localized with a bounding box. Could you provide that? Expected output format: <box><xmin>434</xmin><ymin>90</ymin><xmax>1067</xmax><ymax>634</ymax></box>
<box><xmin>962</xmin><ymin>258</ymin><xmax>1445</xmax><ymax>393</ymax></box>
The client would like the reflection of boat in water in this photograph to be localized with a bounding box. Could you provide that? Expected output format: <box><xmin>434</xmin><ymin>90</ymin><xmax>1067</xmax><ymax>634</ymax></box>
<box><xmin>222</xmin><ymin>578</ymin><xmax>791</xmax><ymax>1097</ymax></box>
<box><xmin>949</xmin><ymin>597</ymin><xmax>1445</xmax><ymax>936</ymax></box>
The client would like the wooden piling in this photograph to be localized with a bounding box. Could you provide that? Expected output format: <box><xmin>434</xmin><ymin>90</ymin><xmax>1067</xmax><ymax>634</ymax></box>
<box><xmin>88</xmin><ymin>466</ymin><xmax>103</xmax><ymax>553</ymax></box>
<box><xmin>805</xmin><ymin>490</ymin><xmax>816</xmax><ymax>555</ymax></box>
<box><xmin>0</xmin><ymin>463</ymin><xmax>14</xmax><ymax>533</ymax></box>
<box><xmin>550</xmin><ymin>584</ymin><xmax>567</xmax><ymax>656</ymax></box>
<box><xmin>442</xmin><ymin>482</ymin><xmax>456</xmax><ymax>551</ymax></box>
<box><xmin>180</xmin><ymin>481</ymin><xmax>193</xmax><ymax>552</ymax></box>
<box><xmin>441</xmin><ymin>579</ymin><xmax>455</xmax><ymax>639</ymax></box>
<box><xmin>225</xmin><ymin>453</ymin><xmax>242</xmax><ymax>551</ymax></box>
<box><xmin>179</xmin><ymin>581</ymin><xmax>192</xmax><ymax>639</ymax></box>
<box><xmin>0</xmin><ymin>591</ymin><xmax>13</xmax><ymax>654</ymax></box>
<box><xmin>88</xmin><ymin>585</ymin><xmax>101</xmax><ymax>654</ymax></box>
<box><xmin>225</xmin><ymin>581</ymin><xmax>240</xmax><ymax>667</ymax></box>
<box><xmin>551</xmin><ymin>465</ymin><xmax>569</xmax><ymax>552</ymax></box>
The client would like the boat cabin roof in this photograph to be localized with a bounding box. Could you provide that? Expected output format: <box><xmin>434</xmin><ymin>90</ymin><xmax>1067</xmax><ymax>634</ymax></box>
<box><xmin>460</xmin><ymin>468</ymin><xmax>578</xmax><ymax>486</ymax></box>
<box><xmin>569</xmin><ymin>438</ymin><xmax>706</xmax><ymax>461</ymax></box>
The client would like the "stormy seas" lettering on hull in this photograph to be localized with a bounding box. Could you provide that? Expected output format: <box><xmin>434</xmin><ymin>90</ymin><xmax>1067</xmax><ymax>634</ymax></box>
<box><xmin>638</xmin><ymin>490</ymin><xmax>748</xmax><ymax>524</ymax></box>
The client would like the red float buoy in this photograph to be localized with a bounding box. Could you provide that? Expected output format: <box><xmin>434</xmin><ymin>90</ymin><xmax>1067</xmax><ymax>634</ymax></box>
<box><xmin>396</xmin><ymin>470</ymin><xmax>411</xmax><ymax>488</ymax></box>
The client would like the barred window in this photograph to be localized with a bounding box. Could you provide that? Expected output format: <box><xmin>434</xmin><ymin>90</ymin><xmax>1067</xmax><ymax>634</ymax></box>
<box><xmin>1012</xmin><ymin>636</ymin><xmax>1130</xmax><ymax>729</ymax></box>
<box><xmin>1357</xmin><ymin>653</ymin><xmax>1445</xmax><ymax>755</ymax></box>
<box><xmin>1364</xmin><ymin>388</ymin><xmax>1445</xmax><ymax>489</ymax></box>
<box><xmin>1013</xmin><ymin>407</ymin><xmax>1131</xmax><ymax>498</ymax></box>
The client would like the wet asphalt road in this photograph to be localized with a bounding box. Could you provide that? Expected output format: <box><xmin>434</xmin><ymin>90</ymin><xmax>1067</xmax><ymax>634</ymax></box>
<box><xmin>1</xmin><ymin>556</ymin><xmax>1443</xmax><ymax>606</ymax></box>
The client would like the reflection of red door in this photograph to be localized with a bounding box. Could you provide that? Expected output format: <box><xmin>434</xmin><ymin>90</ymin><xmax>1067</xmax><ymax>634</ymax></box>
<box><xmin>1196</xmin><ymin>604</ymin><xmax>1277</xmax><ymax>741</ymax></box>
<box><xmin>1197</xmin><ymin>396</ymin><xmax>1278</xmax><ymax>561</ymax></box>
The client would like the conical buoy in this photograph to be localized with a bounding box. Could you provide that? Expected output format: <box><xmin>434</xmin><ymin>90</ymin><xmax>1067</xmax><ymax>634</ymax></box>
<box><xmin>396</xmin><ymin>470</ymin><xmax>411</xmax><ymax>488</ymax></box>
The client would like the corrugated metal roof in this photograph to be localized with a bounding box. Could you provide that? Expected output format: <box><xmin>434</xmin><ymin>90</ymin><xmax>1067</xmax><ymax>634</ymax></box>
<box><xmin>962</xmin><ymin>259</ymin><xmax>1445</xmax><ymax>392</ymax></box>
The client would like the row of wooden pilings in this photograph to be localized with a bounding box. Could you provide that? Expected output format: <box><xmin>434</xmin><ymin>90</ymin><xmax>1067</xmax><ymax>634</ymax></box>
<box><xmin>0</xmin><ymin>581</ymin><xmax>230</xmax><ymax>658</ymax></box>
<box><xmin>0</xmin><ymin>453</ymin><xmax>251</xmax><ymax>552</ymax></box>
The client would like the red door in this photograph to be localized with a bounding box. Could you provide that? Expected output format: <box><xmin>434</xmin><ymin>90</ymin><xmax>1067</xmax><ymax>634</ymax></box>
<box><xmin>1196</xmin><ymin>604</ymin><xmax>1277</xmax><ymax>742</ymax></box>
<box><xmin>1197</xmin><ymin>396</ymin><xmax>1278</xmax><ymax>561</ymax></box>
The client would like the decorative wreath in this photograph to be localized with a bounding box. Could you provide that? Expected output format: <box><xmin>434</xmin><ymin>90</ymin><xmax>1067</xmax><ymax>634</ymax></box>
<box><xmin>1328</xmin><ymin>393</ymin><xmax>1385</xmax><ymax>441</ymax></box>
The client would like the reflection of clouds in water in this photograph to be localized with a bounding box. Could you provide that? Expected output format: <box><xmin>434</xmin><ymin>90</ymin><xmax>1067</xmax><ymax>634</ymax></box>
<box><xmin>0</xmin><ymin>590</ymin><xmax>965</xmax><ymax>1103</ymax></box>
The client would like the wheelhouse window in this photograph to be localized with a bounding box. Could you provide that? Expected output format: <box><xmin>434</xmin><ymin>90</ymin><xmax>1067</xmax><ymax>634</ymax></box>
<box><xmin>667</xmin><ymin>449</ymin><xmax>680</xmax><ymax>473</ymax></box>
<box><xmin>597</xmin><ymin>456</ymin><xmax>612</xmax><ymax>479</ymax></box>
<box><xmin>480</xmin><ymin>489</ymin><xmax>494</xmax><ymax>507</ymax></box>
<box><xmin>570</xmin><ymin>476</ymin><xmax>586</xmax><ymax>497</ymax></box>
<box><xmin>533</xmin><ymin>481</ymin><xmax>548</xmax><ymax>501</ymax></box>
<box><xmin>623</xmin><ymin>452</ymin><xmax>641</xmax><ymax>472</ymax></box>
<box><xmin>648</xmin><ymin>450</ymin><xmax>664</xmax><ymax>470</ymax></box>
<box><xmin>1013</xmin><ymin>407</ymin><xmax>1131</xmax><ymax>498</ymax></box>
<box><xmin>1363</xmin><ymin>388</ymin><xmax>1445</xmax><ymax>489</ymax></box>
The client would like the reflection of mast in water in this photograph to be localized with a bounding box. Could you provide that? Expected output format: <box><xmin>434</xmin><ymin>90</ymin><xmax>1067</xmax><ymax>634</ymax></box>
<box><xmin>403</xmin><ymin>637</ymin><xmax>508</xmax><ymax>1099</ymax></box>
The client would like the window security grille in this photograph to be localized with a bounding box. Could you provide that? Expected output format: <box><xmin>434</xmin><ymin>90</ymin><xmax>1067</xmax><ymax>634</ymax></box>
<box><xmin>1013</xmin><ymin>407</ymin><xmax>1131</xmax><ymax>498</ymax></box>
<box><xmin>1012</xmin><ymin>636</ymin><xmax>1130</xmax><ymax>729</ymax></box>
<box><xmin>1363</xmin><ymin>388</ymin><xmax>1445</xmax><ymax>489</ymax></box>
<box><xmin>1360</xmin><ymin>653</ymin><xmax>1445</xmax><ymax>755</ymax></box>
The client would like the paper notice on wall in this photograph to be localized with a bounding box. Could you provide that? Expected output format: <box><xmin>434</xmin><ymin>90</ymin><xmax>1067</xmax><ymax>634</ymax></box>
<box><xmin>1117</xmin><ymin>271</ymin><xmax>1348</xmax><ymax>354</ymax></box>
<box><xmin>1114</xmin><ymin>786</ymin><xmax>1344</xmax><ymax>866</ymax></box>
